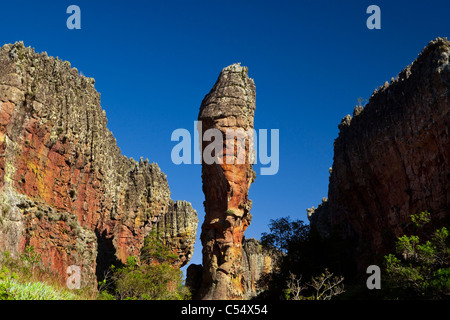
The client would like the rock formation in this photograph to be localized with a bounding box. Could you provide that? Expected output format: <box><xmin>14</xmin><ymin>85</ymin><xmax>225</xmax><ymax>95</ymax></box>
<box><xmin>0</xmin><ymin>42</ymin><xmax>198</xmax><ymax>288</ymax></box>
<box><xmin>155</xmin><ymin>200</ymin><xmax>198</xmax><ymax>268</ymax></box>
<box><xmin>308</xmin><ymin>38</ymin><xmax>450</xmax><ymax>272</ymax></box>
<box><xmin>195</xmin><ymin>63</ymin><xmax>257</xmax><ymax>299</ymax></box>
<box><xmin>239</xmin><ymin>238</ymin><xmax>282</xmax><ymax>299</ymax></box>
<box><xmin>187</xmin><ymin>238</ymin><xmax>281</xmax><ymax>300</ymax></box>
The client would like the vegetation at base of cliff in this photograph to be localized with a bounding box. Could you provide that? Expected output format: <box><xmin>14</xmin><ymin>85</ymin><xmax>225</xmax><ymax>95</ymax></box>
<box><xmin>383</xmin><ymin>211</ymin><xmax>450</xmax><ymax>299</ymax></box>
<box><xmin>259</xmin><ymin>213</ymin><xmax>450</xmax><ymax>300</ymax></box>
<box><xmin>257</xmin><ymin>217</ymin><xmax>349</xmax><ymax>300</ymax></box>
<box><xmin>283</xmin><ymin>269</ymin><xmax>345</xmax><ymax>300</ymax></box>
<box><xmin>0</xmin><ymin>246</ymin><xmax>86</xmax><ymax>300</ymax></box>
<box><xmin>1</xmin><ymin>237</ymin><xmax>190</xmax><ymax>300</ymax></box>
<box><xmin>0</xmin><ymin>271</ymin><xmax>76</xmax><ymax>300</ymax></box>
<box><xmin>98</xmin><ymin>233</ymin><xmax>190</xmax><ymax>300</ymax></box>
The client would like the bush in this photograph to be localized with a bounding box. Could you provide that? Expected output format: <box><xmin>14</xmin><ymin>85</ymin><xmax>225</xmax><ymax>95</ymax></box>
<box><xmin>384</xmin><ymin>212</ymin><xmax>450</xmax><ymax>299</ymax></box>
<box><xmin>140</xmin><ymin>233</ymin><xmax>178</xmax><ymax>265</ymax></box>
<box><xmin>99</xmin><ymin>233</ymin><xmax>190</xmax><ymax>300</ymax></box>
<box><xmin>1</xmin><ymin>279</ymin><xmax>77</xmax><ymax>300</ymax></box>
<box><xmin>112</xmin><ymin>260</ymin><xmax>190</xmax><ymax>300</ymax></box>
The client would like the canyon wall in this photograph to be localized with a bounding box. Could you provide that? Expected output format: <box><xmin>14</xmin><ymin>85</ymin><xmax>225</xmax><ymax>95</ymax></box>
<box><xmin>0</xmin><ymin>42</ymin><xmax>197</xmax><ymax>287</ymax></box>
<box><xmin>309</xmin><ymin>38</ymin><xmax>450</xmax><ymax>271</ymax></box>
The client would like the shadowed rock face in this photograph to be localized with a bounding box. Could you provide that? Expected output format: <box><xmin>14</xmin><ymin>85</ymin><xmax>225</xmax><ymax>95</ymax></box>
<box><xmin>196</xmin><ymin>63</ymin><xmax>256</xmax><ymax>299</ymax></box>
<box><xmin>309</xmin><ymin>38</ymin><xmax>450</xmax><ymax>272</ymax></box>
<box><xmin>240</xmin><ymin>238</ymin><xmax>282</xmax><ymax>299</ymax></box>
<box><xmin>0</xmin><ymin>42</ymin><xmax>197</xmax><ymax>287</ymax></box>
<box><xmin>187</xmin><ymin>238</ymin><xmax>281</xmax><ymax>300</ymax></box>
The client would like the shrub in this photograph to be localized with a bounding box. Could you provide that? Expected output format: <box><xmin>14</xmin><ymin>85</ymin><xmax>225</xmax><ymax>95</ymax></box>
<box><xmin>99</xmin><ymin>233</ymin><xmax>190</xmax><ymax>300</ymax></box>
<box><xmin>140</xmin><ymin>233</ymin><xmax>178</xmax><ymax>265</ymax></box>
<box><xmin>112</xmin><ymin>260</ymin><xmax>190</xmax><ymax>300</ymax></box>
<box><xmin>384</xmin><ymin>212</ymin><xmax>450</xmax><ymax>299</ymax></box>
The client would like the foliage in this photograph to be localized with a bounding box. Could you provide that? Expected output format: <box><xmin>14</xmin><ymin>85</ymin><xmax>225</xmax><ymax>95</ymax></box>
<box><xmin>0</xmin><ymin>278</ymin><xmax>77</xmax><ymax>300</ymax></box>
<box><xmin>1</xmin><ymin>240</ymin><xmax>189</xmax><ymax>300</ymax></box>
<box><xmin>261</xmin><ymin>217</ymin><xmax>310</xmax><ymax>253</ymax></box>
<box><xmin>99</xmin><ymin>233</ymin><xmax>190</xmax><ymax>300</ymax></box>
<box><xmin>0</xmin><ymin>247</ymin><xmax>81</xmax><ymax>300</ymax></box>
<box><xmin>258</xmin><ymin>217</ymin><xmax>348</xmax><ymax>299</ymax></box>
<box><xmin>19</xmin><ymin>245</ymin><xmax>41</xmax><ymax>276</ymax></box>
<box><xmin>411</xmin><ymin>211</ymin><xmax>431</xmax><ymax>227</ymax></box>
<box><xmin>111</xmin><ymin>260</ymin><xmax>189</xmax><ymax>300</ymax></box>
<box><xmin>384</xmin><ymin>212</ymin><xmax>450</xmax><ymax>299</ymax></box>
<box><xmin>140</xmin><ymin>232</ymin><xmax>178</xmax><ymax>265</ymax></box>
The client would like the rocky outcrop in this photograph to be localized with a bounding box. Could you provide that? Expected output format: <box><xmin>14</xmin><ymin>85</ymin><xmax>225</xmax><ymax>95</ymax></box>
<box><xmin>155</xmin><ymin>200</ymin><xmax>198</xmax><ymax>268</ymax></box>
<box><xmin>309</xmin><ymin>38</ymin><xmax>450</xmax><ymax>272</ymax></box>
<box><xmin>187</xmin><ymin>238</ymin><xmax>281</xmax><ymax>300</ymax></box>
<box><xmin>196</xmin><ymin>63</ymin><xmax>256</xmax><ymax>299</ymax></box>
<box><xmin>0</xmin><ymin>42</ymin><xmax>197</xmax><ymax>288</ymax></box>
<box><xmin>240</xmin><ymin>238</ymin><xmax>281</xmax><ymax>299</ymax></box>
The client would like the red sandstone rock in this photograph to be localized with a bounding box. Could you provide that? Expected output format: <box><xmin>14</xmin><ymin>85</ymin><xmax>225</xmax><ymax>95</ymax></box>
<box><xmin>196</xmin><ymin>63</ymin><xmax>256</xmax><ymax>299</ymax></box>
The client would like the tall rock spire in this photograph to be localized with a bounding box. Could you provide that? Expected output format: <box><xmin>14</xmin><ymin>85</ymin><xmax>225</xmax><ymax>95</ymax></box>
<box><xmin>197</xmin><ymin>63</ymin><xmax>256</xmax><ymax>299</ymax></box>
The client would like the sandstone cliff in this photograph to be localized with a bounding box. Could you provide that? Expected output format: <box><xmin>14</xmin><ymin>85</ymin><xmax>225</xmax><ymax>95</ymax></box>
<box><xmin>0</xmin><ymin>42</ymin><xmax>198</xmax><ymax>287</ymax></box>
<box><xmin>309</xmin><ymin>38</ymin><xmax>450</xmax><ymax>271</ymax></box>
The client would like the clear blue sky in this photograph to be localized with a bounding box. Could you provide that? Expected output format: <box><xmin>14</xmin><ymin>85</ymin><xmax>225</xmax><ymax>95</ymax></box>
<box><xmin>1</xmin><ymin>0</ymin><xmax>449</xmax><ymax>270</ymax></box>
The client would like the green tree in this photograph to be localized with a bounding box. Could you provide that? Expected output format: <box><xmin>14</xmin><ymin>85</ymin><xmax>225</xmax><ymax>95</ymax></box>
<box><xmin>384</xmin><ymin>212</ymin><xmax>450</xmax><ymax>299</ymax></box>
<box><xmin>261</xmin><ymin>217</ymin><xmax>310</xmax><ymax>253</ymax></box>
<box><xmin>258</xmin><ymin>217</ymin><xmax>347</xmax><ymax>299</ymax></box>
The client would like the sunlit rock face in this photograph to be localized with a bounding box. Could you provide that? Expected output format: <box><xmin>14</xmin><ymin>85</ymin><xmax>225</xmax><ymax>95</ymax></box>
<box><xmin>196</xmin><ymin>63</ymin><xmax>257</xmax><ymax>299</ymax></box>
<box><xmin>0</xmin><ymin>42</ymin><xmax>197</xmax><ymax>288</ymax></box>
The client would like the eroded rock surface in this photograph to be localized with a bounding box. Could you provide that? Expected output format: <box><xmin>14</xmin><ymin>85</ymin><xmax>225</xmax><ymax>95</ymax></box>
<box><xmin>187</xmin><ymin>238</ymin><xmax>281</xmax><ymax>300</ymax></box>
<box><xmin>196</xmin><ymin>63</ymin><xmax>256</xmax><ymax>299</ymax></box>
<box><xmin>0</xmin><ymin>42</ymin><xmax>197</xmax><ymax>287</ymax></box>
<box><xmin>309</xmin><ymin>38</ymin><xmax>450</xmax><ymax>272</ymax></box>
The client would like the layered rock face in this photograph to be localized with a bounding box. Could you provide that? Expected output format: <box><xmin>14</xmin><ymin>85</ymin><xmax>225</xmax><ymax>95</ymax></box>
<box><xmin>309</xmin><ymin>38</ymin><xmax>450</xmax><ymax>271</ymax></box>
<box><xmin>196</xmin><ymin>63</ymin><xmax>256</xmax><ymax>299</ymax></box>
<box><xmin>0</xmin><ymin>42</ymin><xmax>197</xmax><ymax>287</ymax></box>
<box><xmin>155</xmin><ymin>200</ymin><xmax>198</xmax><ymax>268</ymax></box>
<box><xmin>240</xmin><ymin>238</ymin><xmax>281</xmax><ymax>299</ymax></box>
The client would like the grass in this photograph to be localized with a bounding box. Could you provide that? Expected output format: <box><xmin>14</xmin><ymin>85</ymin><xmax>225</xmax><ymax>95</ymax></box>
<box><xmin>0</xmin><ymin>247</ymin><xmax>96</xmax><ymax>300</ymax></box>
<box><xmin>0</xmin><ymin>277</ymin><xmax>77</xmax><ymax>300</ymax></box>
